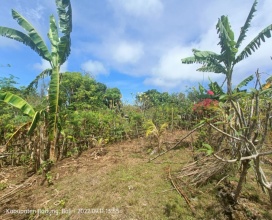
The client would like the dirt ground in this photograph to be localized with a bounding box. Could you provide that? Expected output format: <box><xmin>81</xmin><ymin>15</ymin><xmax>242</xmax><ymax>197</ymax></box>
<box><xmin>0</xmin><ymin>130</ymin><xmax>272</xmax><ymax>220</ymax></box>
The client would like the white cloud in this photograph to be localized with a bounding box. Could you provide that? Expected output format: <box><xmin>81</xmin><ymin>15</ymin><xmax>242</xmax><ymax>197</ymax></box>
<box><xmin>23</xmin><ymin>5</ymin><xmax>45</xmax><ymax>21</ymax></box>
<box><xmin>33</xmin><ymin>60</ymin><xmax>51</xmax><ymax>70</ymax></box>
<box><xmin>109</xmin><ymin>0</ymin><xmax>163</xmax><ymax>18</ymax></box>
<box><xmin>33</xmin><ymin>59</ymin><xmax>68</xmax><ymax>73</ymax></box>
<box><xmin>147</xmin><ymin>45</ymin><xmax>223</xmax><ymax>89</ymax></box>
<box><xmin>81</xmin><ymin>60</ymin><xmax>108</xmax><ymax>76</ymax></box>
<box><xmin>75</xmin><ymin>39</ymin><xmax>145</xmax><ymax>70</ymax></box>
<box><xmin>113</xmin><ymin>41</ymin><xmax>144</xmax><ymax>64</ymax></box>
<box><xmin>144</xmin><ymin>78</ymin><xmax>180</xmax><ymax>88</ymax></box>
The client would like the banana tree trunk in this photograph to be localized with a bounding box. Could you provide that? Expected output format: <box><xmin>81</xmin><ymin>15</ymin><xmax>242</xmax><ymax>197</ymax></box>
<box><xmin>48</xmin><ymin>66</ymin><xmax>60</xmax><ymax>162</ymax></box>
<box><xmin>227</xmin><ymin>72</ymin><xmax>232</xmax><ymax>95</ymax></box>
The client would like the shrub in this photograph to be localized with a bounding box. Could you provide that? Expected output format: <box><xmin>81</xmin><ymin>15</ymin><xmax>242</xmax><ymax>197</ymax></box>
<box><xmin>193</xmin><ymin>98</ymin><xmax>218</xmax><ymax>117</ymax></box>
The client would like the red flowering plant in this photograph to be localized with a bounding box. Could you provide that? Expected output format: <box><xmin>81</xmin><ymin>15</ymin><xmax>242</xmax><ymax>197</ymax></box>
<box><xmin>207</xmin><ymin>90</ymin><xmax>214</xmax><ymax>95</ymax></box>
<box><xmin>192</xmin><ymin>90</ymin><xmax>219</xmax><ymax>118</ymax></box>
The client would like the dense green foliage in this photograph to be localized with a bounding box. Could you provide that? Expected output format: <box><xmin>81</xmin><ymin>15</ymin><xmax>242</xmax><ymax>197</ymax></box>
<box><xmin>59</xmin><ymin>72</ymin><xmax>107</xmax><ymax>110</ymax></box>
<box><xmin>0</xmin><ymin>73</ymin><xmax>195</xmax><ymax>159</ymax></box>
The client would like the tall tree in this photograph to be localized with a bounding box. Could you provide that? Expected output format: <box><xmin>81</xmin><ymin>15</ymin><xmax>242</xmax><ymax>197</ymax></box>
<box><xmin>181</xmin><ymin>0</ymin><xmax>272</xmax><ymax>94</ymax></box>
<box><xmin>59</xmin><ymin>72</ymin><xmax>107</xmax><ymax>110</ymax></box>
<box><xmin>0</xmin><ymin>0</ymin><xmax>72</xmax><ymax>160</ymax></box>
<box><xmin>104</xmin><ymin>88</ymin><xmax>122</xmax><ymax>109</ymax></box>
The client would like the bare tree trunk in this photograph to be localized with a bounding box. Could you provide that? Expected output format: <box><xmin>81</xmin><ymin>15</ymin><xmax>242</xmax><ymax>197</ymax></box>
<box><xmin>268</xmin><ymin>188</ymin><xmax>272</xmax><ymax>204</ymax></box>
<box><xmin>234</xmin><ymin>160</ymin><xmax>250</xmax><ymax>202</ymax></box>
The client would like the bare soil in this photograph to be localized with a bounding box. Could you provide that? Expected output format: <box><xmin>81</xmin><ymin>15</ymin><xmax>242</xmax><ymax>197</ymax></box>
<box><xmin>0</xmin><ymin>130</ymin><xmax>272</xmax><ymax>220</ymax></box>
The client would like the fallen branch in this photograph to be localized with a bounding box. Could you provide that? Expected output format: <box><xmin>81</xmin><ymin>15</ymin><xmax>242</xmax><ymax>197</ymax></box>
<box><xmin>0</xmin><ymin>176</ymin><xmax>36</xmax><ymax>205</ymax></box>
<box><xmin>148</xmin><ymin>124</ymin><xmax>204</xmax><ymax>162</ymax></box>
<box><xmin>176</xmin><ymin>156</ymin><xmax>228</xmax><ymax>187</ymax></box>
<box><xmin>168</xmin><ymin>167</ymin><xmax>196</xmax><ymax>215</ymax></box>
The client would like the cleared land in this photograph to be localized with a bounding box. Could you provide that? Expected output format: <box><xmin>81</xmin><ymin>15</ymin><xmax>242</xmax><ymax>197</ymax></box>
<box><xmin>0</xmin><ymin>130</ymin><xmax>272</xmax><ymax>220</ymax></box>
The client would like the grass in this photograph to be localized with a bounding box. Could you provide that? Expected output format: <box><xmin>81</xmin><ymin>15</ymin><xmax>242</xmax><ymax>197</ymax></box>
<box><xmin>1</xmin><ymin>130</ymin><xmax>272</xmax><ymax>219</ymax></box>
<box><xmin>32</xmin><ymin>145</ymin><xmax>196</xmax><ymax>220</ymax></box>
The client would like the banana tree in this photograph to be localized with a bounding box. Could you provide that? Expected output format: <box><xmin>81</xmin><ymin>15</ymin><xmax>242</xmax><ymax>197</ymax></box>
<box><xmin>181</xmin><ymin>0</ymin><xmax>272</xmax><ymax>94</ymax></box>
<box><xmin>0</xmin><ymin>0</ymin><xmax>72</xmax><ymax>161</ymax></box>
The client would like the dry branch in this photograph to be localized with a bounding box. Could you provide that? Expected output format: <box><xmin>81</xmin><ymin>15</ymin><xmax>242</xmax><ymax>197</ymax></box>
<box><xmin>168</xmin><ymin>167</ymin><xmax>196</xmax><ymax>215</ymax></box>
<box><xmin>0</xmin><ymin>176</ymin><xmax>36</xmax><ymax>205</ymax></box>
<box><xmin>175</xmin><ymin>156</ymin><xmax>228</xmax><ymax>187</ymax></box>
<box><xmin>148</xmin><ymin>124</ymin><xmax>204</xmax><ymax>162</ymax></box>
<box><xmin>213</xmin><ymin>150</ymin><xmax>272</xmax><ymax>162</ymax></box>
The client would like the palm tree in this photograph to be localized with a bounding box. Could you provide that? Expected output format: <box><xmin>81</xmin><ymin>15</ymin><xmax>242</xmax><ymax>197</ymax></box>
<box><xmin>181</xmin><ymin>0</ymin><xmax>272</xmax><ymax>94</ymax></box>
<box><xmin>0</xmin><ymin>0</ymin><xmax>72</xmax><ymax>161</ymax></box>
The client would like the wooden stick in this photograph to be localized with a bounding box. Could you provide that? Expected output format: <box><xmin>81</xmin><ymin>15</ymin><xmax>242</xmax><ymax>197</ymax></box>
<box><xmin>168</xmin><ymin>167</ymin><xmax>196</xmax><ymax>215</ymax></box>
<box><xmin>149</xmin><ymin>124</ymin><xmax>204</xmax><ymax>162</ymax></box>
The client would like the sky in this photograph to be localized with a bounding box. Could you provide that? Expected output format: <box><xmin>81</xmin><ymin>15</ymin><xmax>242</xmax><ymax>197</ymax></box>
<box><xmin>0</xmin><ymin>0</ymin><xmax>272</xmax><ymax>103</ymax></box>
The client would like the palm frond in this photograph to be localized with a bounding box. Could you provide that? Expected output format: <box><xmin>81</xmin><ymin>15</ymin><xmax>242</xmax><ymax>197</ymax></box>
<box><xmin>216</xmin><ymin>16</ymin><xmax>237</xmax><ymax>64</ymax></box>
<box><xmin>26</xmin><ymin>68</ymin><xmax>52</xmax><ymax>91</ymax></box>
<box><xmin>11</xmin><ymin>10</ymin><xmax>51</xmax><ymax>61</ymax></box>
<box><xmin>0</xmin><ymin>92</ymin><xmax>35</xmax><ymax>117</ymax></box>
<box><xmin>48</xmin><ymin>15</ymin><xmax>59</xmax><ymax>67</ymax></box>
<box><xmin>58</xmin><ymin>35</ymin><xmax>71</xmax><ymax>65</ymax></box>
<box><xmin>198</xmin><ymin>55</ymin><xmax>226</xmax><ymax>74</ymax></box>
<box><xmin>55</xmin><ymin>0</ymin><xmax>72</xmax><ymax>65</ymax></box>
<box><xmin>28</xmin><ymin>111</ymin><xmax>41</xmax><ymax>135</ymax></box>
<box><xmin>182</xmin><ymin>49</ymin><xmax>226</xmax><ymax>74</ymax></box>
<box><xmin>182</xmin><ymin>50</ymin><xmax>221</xmax><ymax>65</ymax></box>
<box><xmin>200</xmin><ymin>62</ymin><xmax>226</xmax><ymax>73</ymax></box>
<box><xmin>235</xmin><ymin>24</ymin><xmax>272</xmax><ymax>63</ymax></box>
<box><xmin>236</xmin><ymin>75</ymin><xmax>254</xmax><ymax>89</ymax></box>
<box><xmin>236</xmin><ymin>0</ymin><xmax>258</xmax><ymax>49</ymax></box>
<box><xmin>181</xmin><ymin>56</ymin><xmax>202</xmax><ymax>64</ymax></box>
<box><xmin>233</xmin><ymin>75</ymin><xmax>254</xmax><ymax>93</ymax></box>
<box><xmin>0</xmin><ymin>27</ymin><xmax>47</xmax><ymax>58</ymax></box>
<box><xmin>55</xmin><ymin>0</ymin><xmax>72</xmax><ymax>35</ymax></box>
<box><xmin>193</xmin><ymin>49</ymin><xmax>221</xmax><ymax>60</ymax></box>
<box><xmin>197</xmin><ymin>65</ymin><xmax>224</xmax><ymax>73</ymax></box>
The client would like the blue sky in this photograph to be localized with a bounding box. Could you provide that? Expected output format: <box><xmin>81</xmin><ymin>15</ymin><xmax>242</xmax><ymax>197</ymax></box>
<box><xmin>0</xmin><ymin>0</ymin><xmax>272</xmax><ymax>103</ymax></box>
